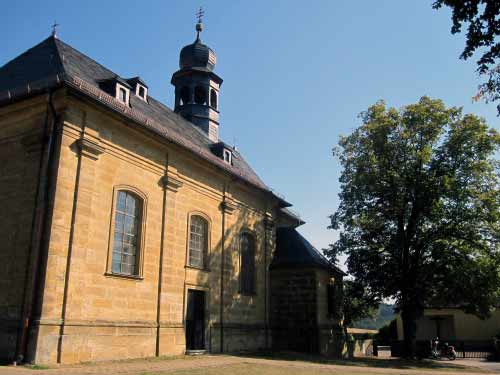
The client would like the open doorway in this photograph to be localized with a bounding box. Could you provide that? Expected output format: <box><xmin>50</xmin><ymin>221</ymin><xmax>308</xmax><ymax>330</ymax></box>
<box><xmin>185</xmin><ymin>289</ymin><xmax>206</xmax><ymax>351</ymax></box>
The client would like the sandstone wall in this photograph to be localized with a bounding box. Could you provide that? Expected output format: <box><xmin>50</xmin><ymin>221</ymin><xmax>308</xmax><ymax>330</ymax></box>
<box><xmin>27</xmin><ymin>94</ymin><xmax>277</xmax><ymax>364</ymax></box>
<box><xmin>0</xmin><ymin>96</ymin><xmax>52</xmax><ymax>361</ymax></box>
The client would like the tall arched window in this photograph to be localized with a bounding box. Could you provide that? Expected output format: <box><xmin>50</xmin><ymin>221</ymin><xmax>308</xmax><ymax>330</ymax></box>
<box><xmin>180</xmin><ymin>86</ymin><xmax>191</xmax><ymax>106</ymax></box>
<box><xmin>111</xmin><ymin>190</ymin><xmax>143</xmax><ymax>276</ymax></box>
<box><xmin>210</xmin><ymin>89</ymin><xmax>217</xmax><ymax>110</ymax></box>
<box><xmin>188</xmin><ymin>215</ymin><xmax>209</xmax><ymax>269</ymax></box>
<box><xmin>240</xmin><ymin>232</ymin><xmax>256</xmax><ymax>295</ymax></box>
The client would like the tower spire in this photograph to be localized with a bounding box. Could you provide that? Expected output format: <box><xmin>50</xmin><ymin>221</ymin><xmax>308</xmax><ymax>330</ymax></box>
<box><xmin>172</xmin><ymin>7</ymin><xmax>222</xmax><ymax>142</ymax></box>
<box><xmin>195</xmin><ymin>7</ymin><xmax>204</xmax><ymax>40</ymax></box>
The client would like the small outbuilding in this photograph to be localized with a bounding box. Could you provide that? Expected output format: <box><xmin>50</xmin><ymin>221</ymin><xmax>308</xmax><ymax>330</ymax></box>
<box><xmin>270</xmin><ymin>227</ymin><xmax>345</xmax><ymax>356</ymax></box>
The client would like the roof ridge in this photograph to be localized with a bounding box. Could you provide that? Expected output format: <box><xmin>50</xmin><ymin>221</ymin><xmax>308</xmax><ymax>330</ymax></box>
<box><xmin>50</xmin><ymin>37</ymin><xmax>67</xmax><ymax>76</ymax></box>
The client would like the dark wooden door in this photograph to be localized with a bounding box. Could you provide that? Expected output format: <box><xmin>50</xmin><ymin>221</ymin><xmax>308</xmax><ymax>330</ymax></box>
<box><xmin>186</xmin><ymin>290</ymin><xmax>205</xmax><ymax>350</ymax></box>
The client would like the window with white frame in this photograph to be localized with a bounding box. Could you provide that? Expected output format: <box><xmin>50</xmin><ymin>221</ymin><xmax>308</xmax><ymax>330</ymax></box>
<box><xmin>136</xmin><ymin>84</ymin><xmax>147</xmax><ymax>101</ymax></box>
<box><xmin>188</xmin><ymin>215</ymin><xmax>209</xmax><ymax>269</ymax></box>
<box><xmin>116</xmin><ymin>84</ymin><xmax>130</xmax><ymax>105</ymax></box>
<box><xmin>111</xmin><ymin>190</ymin><xmax>142</xmax><ymax>275</ymax></box>
<box><xmin>223</xmin><ymin>149</ymin><xmax>232</xmax><ymax>164</ymax></box>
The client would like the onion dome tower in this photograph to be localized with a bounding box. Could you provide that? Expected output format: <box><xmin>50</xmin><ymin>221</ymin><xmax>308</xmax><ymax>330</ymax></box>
<box><xmin>171</xmin><ymin>9</ymin><xmax>223</xmax><ymax>142</ymax></box>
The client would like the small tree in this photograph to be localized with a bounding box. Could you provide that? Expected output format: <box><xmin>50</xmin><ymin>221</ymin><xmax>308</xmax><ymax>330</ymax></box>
<box><xmin>327</xmin><ymin>96</ymin><xmax>500</xmax><ymax>357</ymax></box>
<box><xmin>433</xmin><ymin>1</ymin><xmax>500</xmax><ymax>113</ymax></box>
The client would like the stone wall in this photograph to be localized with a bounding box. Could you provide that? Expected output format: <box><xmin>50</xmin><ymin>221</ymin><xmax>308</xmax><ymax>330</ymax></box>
<box><xmin>209</xmin><ymin>324</ymin><xmax>267</xmax><ymax>353</ymax></box>
<box><xmin>270</xmin><ymin>267</ymin><xmax>343</xmax><ymax>356</ymax></box>
<box><xmin>270</xmin><ymin>268</ymin><xmax>318</xmax><ymax>352</ymax></box>
<box><xmin>7</xmin><ymin>93</ymin><xmax>279</xmax><ymax>364</ymax></box>
<box><xmin>0</xmin><ymin>96</ymin><xmax>52</xmax><ymax>361</ymax></box>
<box><xmin>315</xmin><ymin>269</ymin><xmax>343</xmax><ymax>356</ymax></box>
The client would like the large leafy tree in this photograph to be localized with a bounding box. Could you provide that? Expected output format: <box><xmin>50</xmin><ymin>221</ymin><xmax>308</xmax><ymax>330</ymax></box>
<box><xmin>327</xmin><ymin>96</ymin><xmax>500</xmax><ymax>357</ymax></box>
<box><xmin>433</xmin><ymin>1</ymin><xmax>500</xmax><ymax>113</ymax></box>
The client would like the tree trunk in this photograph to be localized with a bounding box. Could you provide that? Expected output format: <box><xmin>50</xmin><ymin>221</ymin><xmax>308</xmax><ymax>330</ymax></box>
<box><xmin>401</xmin><ymin>307</ymin><xmax>417</xmax><ymax>358</ymax></box>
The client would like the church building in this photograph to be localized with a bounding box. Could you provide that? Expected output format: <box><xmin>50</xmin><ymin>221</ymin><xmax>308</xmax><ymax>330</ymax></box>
<box><xmin>0</xmin><ymin>19</ymin><xmax>343</xmax><ymax>364</ymax></box>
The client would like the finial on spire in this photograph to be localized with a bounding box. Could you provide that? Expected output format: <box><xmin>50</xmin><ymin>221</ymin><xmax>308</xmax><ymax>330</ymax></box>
<box><xmin>51</xmin><ymin>21</ymin><xmax>59</xmax><ymax>38</ymax></box>
<box><xmin>195</xmin><ymin>7</ymin><xmax>204</xmax><ymax>40</ymax></box>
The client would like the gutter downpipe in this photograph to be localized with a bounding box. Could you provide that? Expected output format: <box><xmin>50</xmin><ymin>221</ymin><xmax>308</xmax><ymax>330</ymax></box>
<box><xmin>219</xmin><ymin>185</ymin><xmax>226</xmax><ymax>353</ymax></box>
<box><xmin>156</xmin><ymin>153</ymin><xmax>169</xmax><ymax>356</ymax></box>
<box><xmin>16</xmin><ymin>90</ymin><xmax>58</xmax><ymax>364</ymax></box>
<box><xmin>264</xmin><ymin>213</ymin><xmax>269</xmax><ymax>349</ymax></box>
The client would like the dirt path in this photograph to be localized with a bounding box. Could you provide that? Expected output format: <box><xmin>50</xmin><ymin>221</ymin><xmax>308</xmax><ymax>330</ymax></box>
<box><xmin>0</xmin><ymin>355</ymin><xmax>493</xmax><ymax>375</ymax></box>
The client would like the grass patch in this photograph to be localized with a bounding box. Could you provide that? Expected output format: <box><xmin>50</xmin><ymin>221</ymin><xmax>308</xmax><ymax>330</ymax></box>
<box><xmin>145</xmin><ymin>354</ymin><xmax>197</xmax><ymax>362</ymax></box>
<box><xmin>26</xmin><ymin>364</ymin><xmax>50</xmax><ymax>370</ymax></box>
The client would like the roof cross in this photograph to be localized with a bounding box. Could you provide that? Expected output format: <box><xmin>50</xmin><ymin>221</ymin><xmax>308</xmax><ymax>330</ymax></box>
<box><xmin>195</xmin><ymin>7</ymin><xmax>204</xmax><ymax>40</ymax></box>
<box><xmin>196</xmin><ymin>7</ymin><xmax>204</xmax><ymax>24</ymax></box>
<box><xmin>51</xmin><ymin>21</ymin><xmax>59</xmax><ymax>38</ymax></box>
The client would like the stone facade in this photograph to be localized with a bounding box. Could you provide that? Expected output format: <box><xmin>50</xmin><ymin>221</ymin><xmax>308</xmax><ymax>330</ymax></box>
<box><xmin>0</xmin><ymin>92</ymin><xmax>279</xmax><ymax>364</ymax></box>
<box><xmin>270</xmin><ymin>268</ymin><xmax>318</xmax><ymax>352</ymax></box>
<box><xmin>0</xmin><ymin>95</ymin><xmax>50</xmax><ymax>361</ymax></box>
<box><xmin>270</xmin><ymin>267</ymin><xmax>343</xmax><ymax>356</ymax></box>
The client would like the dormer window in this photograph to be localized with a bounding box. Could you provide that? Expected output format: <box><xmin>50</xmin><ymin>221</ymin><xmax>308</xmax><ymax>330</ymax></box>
<box><xmin>119</xmin><ymin>88</ymin><xmax>127</xmax><ymax>102</ymax></box>
<box><xmin>115</xmin><ymin>83</ymin><xmax>130</xmax><ymax>106</ymax></box>
<box><xmin>98</xmin><ymin>77</ymin><xmax>132</xmax><ymax>106</ymax></box>
<box><xmin>210</xmin><ymin>142</ymin><xmax>234</xmax><ymax>165</ymax></box>
<box><xmin>125</xmin><ymin>77</ymin><xmax>148</xmax><ymax>103</ymax></box>
<box><xmin>223</xmin><ymin>148</ymin><xmax>232</xmax><ymax>164</ymax></box>
<box><xmin>136</xmin><ymin>84</ymin><xmax>148</xmax><ymax>102</ymax></box>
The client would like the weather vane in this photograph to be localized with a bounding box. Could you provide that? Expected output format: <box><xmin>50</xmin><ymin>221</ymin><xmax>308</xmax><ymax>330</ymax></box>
<box><xmin>51</xmin><ymin>21</ymin><xmax>59</xmax><ymax>38</ymax></box>
<box><xmin>196</xmin><ymin>7</ymin><xmax>204</xmax><ymax>24</ymax></box>
<box><xmin>195</xmin><ymin>7</ymin><xmax>204</xmax><ymax>39</ymax></box>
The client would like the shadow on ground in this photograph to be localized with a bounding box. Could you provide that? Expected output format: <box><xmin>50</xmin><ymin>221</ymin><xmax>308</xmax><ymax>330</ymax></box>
<box><xmin>232</xmin><ymin>351</ymin><xmax>482</xmax><ymax>371</ymax></box>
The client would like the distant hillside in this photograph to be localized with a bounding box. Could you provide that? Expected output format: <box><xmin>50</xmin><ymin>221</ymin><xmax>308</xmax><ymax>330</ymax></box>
<box><xmin>352</xmin><ymin>304</ymin><xmax>396</xmax><ymax>330</ymax></box>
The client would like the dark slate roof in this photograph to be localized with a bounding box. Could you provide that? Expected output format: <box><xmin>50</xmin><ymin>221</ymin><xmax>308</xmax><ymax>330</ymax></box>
<box><xmin>271</xmin><ymin>227</ymin><xmax>344</xmax><ymax>274</ymax></box>
<box><xmin>0</xmin><ymin>36</ymin><xmax>280</xmax><ymax>199</ymax></box>
<box><xmin>280</xmin><ymin>207</ymin><xmax>305</xmax><ymax>226</ymax></box>
<box><xmin>180</xmin><ymin>37</ymin><xmax>216</xmax><ymax>72</ymax></box>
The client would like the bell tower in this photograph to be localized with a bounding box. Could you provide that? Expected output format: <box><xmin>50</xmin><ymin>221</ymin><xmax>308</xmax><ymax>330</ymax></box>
<box><xmin>171</xmin><ymin>9</ymin><xmax>223</xmax><ymax>142</ymax></box>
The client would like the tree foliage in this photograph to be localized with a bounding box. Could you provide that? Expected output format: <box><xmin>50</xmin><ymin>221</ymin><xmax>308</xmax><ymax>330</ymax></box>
<box><xmin>433</xmin><ymin>0</ymin><xmax>500</xmax><ymax>113</ymax></box>
<box><xmin>327</xmin><ymin>96</ymin><xmax>500</xmax><ymax>356</ymax></box>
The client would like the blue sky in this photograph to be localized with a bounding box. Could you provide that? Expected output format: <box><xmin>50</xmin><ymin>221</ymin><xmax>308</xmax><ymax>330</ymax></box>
<box><xmin>2</xmin><ymin>1</ymin><xmax>499</xmax><ymax>267</ymax></box>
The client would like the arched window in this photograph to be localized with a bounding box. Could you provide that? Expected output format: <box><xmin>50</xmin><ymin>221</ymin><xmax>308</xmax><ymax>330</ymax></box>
<box><xmin>180</xmin><ymin>86</ymin><xmax>191</xmax><ymax>105</ymax></box>
<box><xmin>210</xmin><ymin>89</ymin><xmax>217</xmax><ymax>110</ymax></box>
<box><xmin>240</xmin><ymin>232</ymin><xmax>256</xmax><ymax>295</ymax></box>
<box><xmin>194</xmin><ymin>86</ymin><xmax>207</xmax><ymax>105</ymax></box>
<box><xmin>111</xmin><ymin>190</ymin><xmax>143</xmax><ymax>276</ymax></box>
<box><xmin>188</xmin><ymin>215</ymin><xmax>209</xmax><ymax>269</ymax></box>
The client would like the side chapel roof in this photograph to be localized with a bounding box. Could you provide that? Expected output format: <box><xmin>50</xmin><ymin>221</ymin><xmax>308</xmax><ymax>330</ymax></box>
<box><xmin>272</xmin><ymin>227</ymin><xmax>345</xmax><ymax>274</ymax></box>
